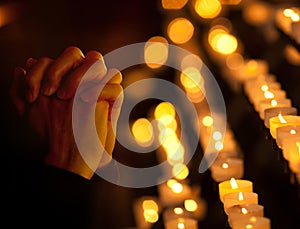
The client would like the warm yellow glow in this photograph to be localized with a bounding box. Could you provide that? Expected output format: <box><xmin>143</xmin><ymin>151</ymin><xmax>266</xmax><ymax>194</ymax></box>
<box><xmin>174</xmin><ymin>207</ymin><xmax>184</xmax><ymax>215</ymax></box>
<box><xmin>167</xmin><ymin>17</ymin><xmax>194</xmax><ymax>44</ymax></box>
<box><xmin>159</xmin><ymin>128</ymin><xmax>178</xmax><ymax>146</ymax></box>
<box><xmin>161</xmin><ymin>0</ymin><xmax>188</xmax><ymax>9</ymax></box>
<box><xmin>296</xmin><ymin>142</ymin><xmax>300</xmax><ymax>155</ymax></box>
<box><xmin>290</xmin><ymin>129</ymin><xmax>297</xmax><ymax>135</ymax></box>
<box><xmin>208</xmin><ymin>27</ymin><xmax>228</xmax><ymax>45</ymax></box>
<box><xmin>213</xmin><ymin>131</ymin><xmax>222</xmax><ymax>140</ymax></box>
<box><xmin>143</xmin><ymin>209</ymin><xmax>159</xmax><ymax>223</ymax></box>
<box><xmin>132</xmin><ymin>118</ymin><xmax>154</xmax><ymax>145</ymax></box>
<box><xmin>177</xmin><ymin>222</ymin><xmax>185</xmax><ymax>229</ymax></box>
<box><xmin>142</xmin><ymin>200</ymin><xmax>159</xmax><ymax>212</ymax></box>
<box><xmin>194</xmin><ymin>0</ymin><xmax>222</xmax><ymax>19</ymax></box>
<box><xmin>264</xmin><ymin>91</ymin><xmax>274</xmax><ymax>99</ymax></box>
<box><xmin>278</xmin><ymin>113</ymin><xmax>287</xmax><ymax>124</ymax></box>
<box><xmin>219</xmin><ymin>0</ymin><xmax>241</xmax><ymax>5</ymax></box>
<box><xmin>246</xmin><ymin>224</ymin><xmax>253</xmax><ymax>229</ymax></box>
<box><xmin>170</xmin><ymin>182</ymin><xmax>183</xmax><ymax>194</ymax></box>
<box><xmin>181</xmin><ymin>54</ymin><xmax>203</xmax><ymax>70</ymax></box>
<box><xmin>226</xmin><ymin>53</ymin><xmax>244</xmax><ymax>70</ymax></box>
<box><xmin>215</xmin><ymin>141</ymin><xmax>223</xmax><ymax>151</ymax></box>
<box><xmin>155</xmin><ymin>102</ymin><xmax>176</xmax><ymax>119</ymax></box>
<box><xmin>180</xmin><ymin>67</ymin><xmax>204</xmax><ymax>89</ymax></box>
<box><xmin>261</xmin><ymin>84</ymin><xmax>268</xmax><ymax>92</ymax></box>
<box><xmin>202</xmin><ymin>115</ymin><xmax>213</xmax><ymax>127</ymax></box>
<box><xmin>238</xmin><ymin>192</ymin><xmax>244</xmax><ymax>201</ymax></box>
<box><xmin>291</xmin><ymin>13</ymin><xmax>300</xmax><ymax>22</ymax></box>
<box><xmin>250</xmin><ymin>217</ymin><xmax>257</xmax><ymax>223</ymax></box>
<box><xmin>186</xmin><ymin>90</ymin><xmax>205</xmax><ymax>103</ymax></box>
<box><xmin>241</xmin><ymin>207</ymin><xmax>248</xmax><ymax>214</ymax></box>
<box><xmin>283</xmin><ymin>9</ymin><xmax>294</xmax><ymax>17</ymax></box>
<box><xmin>230</xmin><ymin>178</ymin><xmax>238</xmax><ymax>189</ymax></box>
<box><xmin>157</xmin><ymin>115</ymin><xmax>177</xmax><ymax>129</ymax></box>
<box><xmin>246</xmin><ymin>60</ymin><xmax>258</xmax><ymax>73</ymax></box>
<box><xmin>271</xmin><ymin>99</ymin><xmax>278</xmax><ymax>107</ymax></box>
<box><xmin>144</xmin><ymin>36</ymin><xmax>168</xmax><ymax>69</ymax></box>
<box><xmin>213</xmin><ymin>33</ymin><xmax>238</xmax><ymax>55</ymax></box>
<box><xmin>166</xmin><ymin>143</ymin><xmax>185</xmax><ymax>165</ymax></box>
<box><xmin>167</xmin><ymin>179</ymin><xmax>177</xmax><ymax>188</ymax></box>
<box><xmin>184</xmin><ymin>199</ymin><xmax>198</xmax><ymax>212</ymax></box>
<box><xmin>172</xmin><ymin>163</ymin><xmax>189</xmax><ymax>180</ymax></box>
<box><xmin>222</xmin><ymin>162</ymin><xmax>229</xmax><ymax>169</ymax></box>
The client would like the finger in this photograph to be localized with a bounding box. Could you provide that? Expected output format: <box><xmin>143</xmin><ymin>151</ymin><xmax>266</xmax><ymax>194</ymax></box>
<box><xmin>80</xmin><ymin>84</ymin><xmax>123</xmax><ymax>104</ymax></box>
<box><xmin>104</xmin><ymin>122</ymin><xmax>116</xmax><ymax>158</ymax></box>
<box><xmin>25</xmin><ymin>57</ymin><xmax>53</xmax><ymax>102</ymax></box>
<box><xmin>25</xmin><ymin>58</ymin><xmax>38</xmax><ymax>70</ymax></box>
<box><xmin>56</xmin><ymin>50</ymin><xmax>106</xmax><ymax>100</ymax></box>
<box><xmin>106</xmin><ymin>68</ymin><xmax>122</xmax><ymax>84</ymax></box>
<box><xmin>95</xmin><ymin>100</ymin><xmax>109</xmax><ymax>150</ymax></box>
<box><xmin>9</xmin><ymin>67</ymin><xmax>26</xmax><ymax>115</ymax></box>
<box><xmin>41</xmin><ymin>46</ymin><xmax>85</xmax><ymax>96</ymax></box>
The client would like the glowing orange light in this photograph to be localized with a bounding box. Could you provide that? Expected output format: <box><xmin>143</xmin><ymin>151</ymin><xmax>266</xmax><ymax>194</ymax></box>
<box><xmin>230</xmin><ymin>178</ymin><xmax>238</xmax><ymax>189</ymax></box>
<box><xmin>167</xmin><ymin>17</ymin><xmax>194</xmax><ymax>44</ymax></box>
<box><xmin>194</xmin><ymin>0</ymin><xmax>222</xmax><ymax>19</ymax></box>
<box><xmin>278</xmin><ymin>113</ymin><xmax>287</xmax><ymax>124</ymax></box>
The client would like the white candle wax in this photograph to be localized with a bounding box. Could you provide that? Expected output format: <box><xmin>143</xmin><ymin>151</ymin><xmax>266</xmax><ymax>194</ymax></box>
<box><xmin>264</xmin><ymin>107</ymin><xmax>297</xmax><ymax>128</ymax></box>
<box><xmin>276</xmin><ymin>125</ymin><xmax>300</xmax><ymax>148</ymax></box>
<box><xmin>258</xmin><ymin>98</ymin><xmax>291</xmax><ymax>120</ymax></box>
<box><xmin>210</xmin><ymin>157</ymin><xmax>244</xmax><ymax>182</ymax></box>
<box><xmin>223</xmin><ymin>192</ymin><xmax>259</xmax><ymax>215</ymax></box>
<box><xmin>164</xmin><ymin>217</ymin><xmax>198</xmax><ymax>229</ymax></box>
<box><xmin>218</xmin><ymin>178</ymin><xmax>253</xmax><ymax>202</ymax></box>
<box><xmin>231</xmin><ymin>216</ymin><xmax>271</xmax><ymax>229</ymax></box>
<box><xmin>282</xmin><ymin>135</ymin><xmax>300</xmax><ymax>161</ymax></box>
<box><xmin>227</xmin><ymin>204</ymin><xmax>264</xmax><ymax>228</ymax></box>
<box><xmin>269</xmin><ymin>115</ymin><xmax>300</xmax><ymax>139</ymax></box>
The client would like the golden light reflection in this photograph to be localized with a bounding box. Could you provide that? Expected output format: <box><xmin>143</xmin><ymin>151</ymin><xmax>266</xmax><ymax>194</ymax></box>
<box><xmin>222</xmin><ymin>162</ymin><xmax>229</xmax><ymax>169</ymax></box>
<box><xmin>264</xmin><ymin>91</ymin><xmax>274</xmax><ymax>99</ymax></box>
<box><xmin>241</xmin><ymin>207</ymin><xmax>248</xmax><ymax>214</ymax></box>
<box><xmin>194</xmin><ymin>0</ymin><xmax>222</xmax><ymax>19</ymax></box>
<box><xmin>202</xmin><ymin>115</ymin><xmax>213</xmax><ymax>127</ymax></box>
<box><xmin>167</xmin><ymin>17</ymin><xmax>194</xmax><ymax>44</ymax></box>
<box><xmin>230</xmin><ymin>178</ymin><xmax>238</xmax><ymax>189</ymax></box>
<box><xmin>155</xmin><ymin>102</ymin><xmax>176</xmax><ymax>119</ymax></box>
<box><xmin>174</xmin><ymin>207</ymin><xmax>184</xmax><ymax>215</ymax></box>
<box><xmin>278</xmin><ymin>113</ymin><xmax>287</xmax><ymax>124</ymax></box>
<box><xmin>132</xmin><ymin>118</ymin><xmax>154</xmax><ymax>146</ymax></box>
<box><xmin>144</xmin><ymin>36</ymin><xmax>168</xmax><ymax>69</ymax></box>
<box><xmin>290</xmin><ymin>129</ymin><xmax>297</xmax><ymax>135</ymax></box>
<box><xmin>161</xmin><ymin>0</ymin><xmax>188</xmax><ymax>10</ymax></box>
<box><xmin>184</xmin><ymin>199</ymin><xmax>198</xmax><ymax>212</ymax></box>
<box><xmin>143</xmin><ymin>209</ymin><xmax>159</xmax><ymax>223</ymax></box>
<box><xmin>168</xmin><ymin>180</ymin><xmax>183</xmax><ymax>194</ymax></box>
<box><xmin>172</xmin><ymin>163</ymin><xmax>189</xmax><ymax>180</ymax></box>
<box><xmin>177</xmin><ymin>222</ymin><xmax>185</xmax><ymax>229</ymax></box>
<box><xmin>142</xmin><ymin>200</ymin><xmax>159</xmax><ymax>212</ymax></box>
<box><xmin>271</xmin><ymin>99</ymin><xmax>278</xmax><ymax>107</ymax></box>
<box><xmin>238</xmin><ymin>192</ymin><xmax>244</xmax><ymax>201</ymax></box>
<box><xmin>180</xmin><ymin>67</ymin><xmax>204</xmax><ymax>89</ymax></box>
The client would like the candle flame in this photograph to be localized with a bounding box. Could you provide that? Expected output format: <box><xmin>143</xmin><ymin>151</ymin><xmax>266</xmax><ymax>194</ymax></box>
<box><xmin>296</xmin><ymin>142</ymin><xmax>300</xmax><ymax>155</ymax></box>
<box><xmin>261</xmin><ymin>84</ymin><xmax>268</xmax><ymax>92</ymax></box>
<box><xmin>174</xmin><ymin>207</ymin><xmax>183</xmax><ymax>215</ymax></box>
<box><xmin>278</xmin><ymin>113</ymin><xmax>287</xmax><ymax>124</ymax></box>
<box><xmin>177</xmin><ymin>222</ymin><xmax>185</xmax><ymax>229</ymax></box>
<box><xmin>230</xmin><ymin>178</ymin><xmax>238</xmax><ymax>189</ymax></box>
<box><xmin>246</xmin><ymin>224</ymin><xmax>253</xmax><ymax>229</ymax></box>
<box><xmin>264</xmin><ymin>91</ymin><xmax>274</xmax><ymax>99</ymax></box>
<box><xmin>271</xmin><ymin>99</ymin><xmax>277</xmax><ymax>107</ymax></box>
<box><xmin>290</xmin><ymin>129</ymin><xmax>296</xmax><ymax>135</ymax></box>
<box><xmin>241</xmin><ymin>207</ymin><xmax>248</xmax><ymax>214</ymax></box>
<box><xmin>238</xmin><ymin>192</ymin><xmax>244</xmax><ymax>201</ymax></box>
<box><xmin>222</xmin><ymin>162</ymin><xmax>229</xmax><ymax>169</ymax></box>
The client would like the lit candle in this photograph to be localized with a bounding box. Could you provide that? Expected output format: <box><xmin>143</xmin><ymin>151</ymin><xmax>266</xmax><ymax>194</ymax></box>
<box><xmin>210</xmin><ymin>158</ymin><xmax>244</xmax><ymax>182</ymax></box>
<box><xmin>258</xmin><ymin>98</ymin><xmax>291</xmax><ymax>120</ymax></box>
<box><xmin>133</xmin><ymin>196</ymin><xmax>161</xmax><ymax>228</ymax></box>
<box><xmin>158</xmin><ymin>179</ymin><xmax>193</xmax><ymax>207</ymax></box>
<box><xmin>230</xmin><ymin>216</ymin><xmax>271</xmax><ymax>229</ymax></box>
<box><xmin>164</xmin><ymin>217</ymin><xmax>198</xmax><ymax>229</ymax></box>
<box><xmin>264</xmin><ymin>107</ymin><xmax>297</xmax><ymax>128</ymax></box>
<box><xmin>276</xmin><ymin>125</ymin><xmax>300</xmax><ymax>148</ymax></box>
<box><xmin>218</xmin><ymin>178</ymin><xmax>253</xmax><ymax>202</ymax></box>
<box><xmin>282</xmin><ymin>137</ymin><xmax>300</xmax><ymax>173</ymax></box>
<box><xmin>223</xmin><ymin>192</ymin><xmax>259</xmax><ymax>215</ymax></box>
<box><xmin>252</xmin><ymin>89</ymin><xmax>286</xmax><ymax>111</ymax></box>
<box><xmin>227</xmin><ymin>204</ymin><xmax>264</xmax><ymax>228</ymax></box>
<box><xmin>269</xmin><ymin>114</ymin><xmax>300</xmax><ymax>139</ymax></box>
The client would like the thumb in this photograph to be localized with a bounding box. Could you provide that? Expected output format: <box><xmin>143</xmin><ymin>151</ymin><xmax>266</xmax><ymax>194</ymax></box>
<box><xmin>9</xmin><ymin>67</ymin><xmax>27</xmax><ymax>116</ymax></box>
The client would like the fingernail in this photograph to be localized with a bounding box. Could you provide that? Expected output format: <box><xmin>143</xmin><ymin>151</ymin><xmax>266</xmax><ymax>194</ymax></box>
<box><xmin>42</xmin><ymin>86</ymin><xmax>54</xmax><ymax>96</ymax></box>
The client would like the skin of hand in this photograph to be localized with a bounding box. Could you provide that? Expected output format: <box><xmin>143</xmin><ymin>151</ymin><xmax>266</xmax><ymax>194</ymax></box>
<box><xmin>9</xmin><ymin>46</ymin><xmax>123</xmax><ymax>179</ymax></box>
